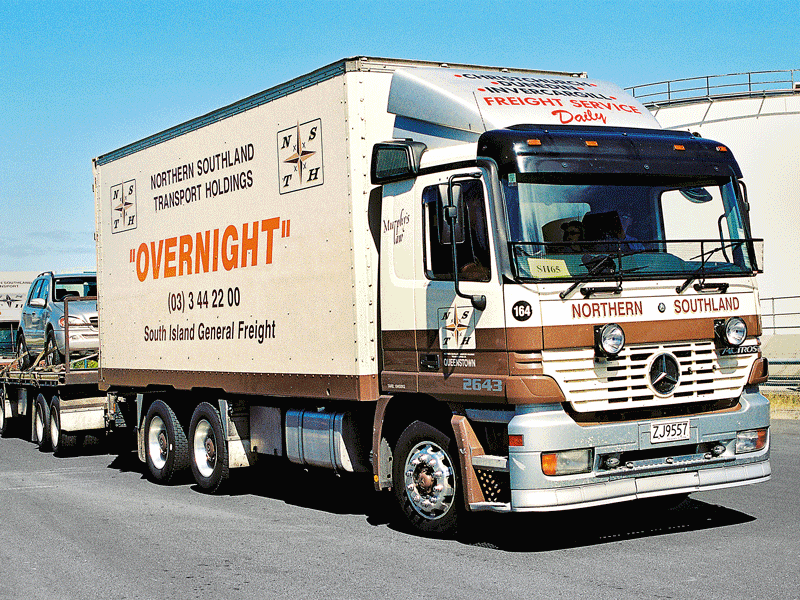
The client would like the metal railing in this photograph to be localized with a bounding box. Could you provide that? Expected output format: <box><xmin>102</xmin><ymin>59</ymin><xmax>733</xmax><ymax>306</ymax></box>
<box><xmin>760</xmin><ymin>295</ymin><xmax>800</xmax><ymax>335</ymax></box>
<box><xmin>626</xmin><ymin>69</ymin><xmax>800</xmax><ymax>107</ymax></box>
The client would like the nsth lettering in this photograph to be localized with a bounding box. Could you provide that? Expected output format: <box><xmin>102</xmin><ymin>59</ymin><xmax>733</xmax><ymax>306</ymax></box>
<box><xmin>132</xmin><ymin>218</ymin><xmax>289</xmax><ymax>282</ymax></box>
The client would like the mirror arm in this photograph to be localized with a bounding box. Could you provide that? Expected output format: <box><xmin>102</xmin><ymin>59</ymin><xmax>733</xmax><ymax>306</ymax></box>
<box><xmin>447</xmin><ymin>173</ymin><xmax>486</xmax><ymax>311</ymax></box>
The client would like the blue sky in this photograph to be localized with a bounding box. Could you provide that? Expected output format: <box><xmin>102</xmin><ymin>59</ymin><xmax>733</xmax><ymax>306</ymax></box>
<box><xmin>1</xmin><ymin>0</ymin><xmax>796</xmax><ymax>272</ymax></box>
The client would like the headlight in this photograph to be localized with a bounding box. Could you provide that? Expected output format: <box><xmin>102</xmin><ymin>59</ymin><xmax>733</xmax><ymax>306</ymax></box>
<box><xmin>736</xmin><ymin>428</ymin><xmax>768</xmax><ymax>453</ymax></box>
<box><xmin>595</xmin><ymin>323</ymin><xmax>625</xmax><ymax>357</ymax></box>
<box><xmin>716</xmin><ymin>317</ymin><xmax>747</xmax><ymax>347</ymax></box>
<box><xmin>59</xmin><ymin>315</ymin><xmax>86</xmax><ymax>327</ymax></box>
<box><xmin>541</xmin><ymin>449</ymin><xmax>593</xmax><ymax>476</ymax></box>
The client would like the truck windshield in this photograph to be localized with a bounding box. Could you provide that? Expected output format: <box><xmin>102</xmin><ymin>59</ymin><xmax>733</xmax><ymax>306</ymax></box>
<box><xmin>501</xmin><ymin>173</ymin><xmax>762</xmax><ymax>282</ymax></box>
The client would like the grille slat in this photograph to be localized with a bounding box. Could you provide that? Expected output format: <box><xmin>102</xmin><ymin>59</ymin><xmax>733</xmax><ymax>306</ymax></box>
<box><xmin>543</xmin><ymin>341</ymin><xmax>757</xmax><ymax>413</ymax></box>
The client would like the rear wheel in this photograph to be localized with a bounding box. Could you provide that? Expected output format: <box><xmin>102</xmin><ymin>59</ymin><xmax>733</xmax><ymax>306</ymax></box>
<box><xmin>144</xmin><ymin>400</ymin><xmax>188</xmax><ymax>484</ymax></box>
<box><xmin>49</xmin><ymin>395</ymin><xmax>77</xmax><ymax>455</ymax></box>
<box><xmin>33</xmin><ymin>394</ymin><xmax>51</xmax><ymax>451</ymax></box>
<box><xmin>392</xmin><ymin>420</ymin><xmax>460</xmax><ymax>536</ymax></box>
<box><xmin>189</xmin><ymin>402</ymin><xmax>229</xmax><ymax>493</ymax></box>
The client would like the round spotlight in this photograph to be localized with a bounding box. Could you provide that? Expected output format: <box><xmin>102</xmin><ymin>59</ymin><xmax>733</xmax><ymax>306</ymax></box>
<box><xmin>724</xmin><ymin>317</ymin><xmax>747</xmax><ymax>347</ymax></box>
<box><xmin>598</xmin><ymin>323</ymin><xmax>625</xmax><ymax>356</ymax></box>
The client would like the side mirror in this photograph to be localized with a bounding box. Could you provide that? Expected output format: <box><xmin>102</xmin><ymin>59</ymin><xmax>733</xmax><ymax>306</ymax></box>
<box><xmin>30</xmin><ymin>298</ymin><xmax>46</xmax><ymax>308</ymax></box>
<box><xmin>445</xmin><ymin>173</ymin><xmax>487</xmax><ymax>312</ymax></box>
<box><xmin>371</xmin><ymin>140</ymin><xmax>427</xmax><ymax>184</ymax></box>
<box><xmin>438</xmin><ymin>184</ymin><xmax>465</xmax><ymax>245</ymax></box>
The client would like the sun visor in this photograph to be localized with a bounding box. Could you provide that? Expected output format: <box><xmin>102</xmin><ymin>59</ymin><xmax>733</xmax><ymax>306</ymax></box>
<box><xmin>387</xmin><ymin>67</ymin><xmax>661</xmax><ymax>133</ymax></box>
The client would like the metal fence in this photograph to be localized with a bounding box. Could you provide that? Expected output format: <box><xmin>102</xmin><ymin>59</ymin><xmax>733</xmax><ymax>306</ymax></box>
<box><xmin>625</xmin><ymin>69</ymin><xmax>800</xmax><ymax>107</ymax></box>
<box><xmin>760</xmin><ymin>295</ymin><xmax>800</xmax><ymax>335</ymax></box>
<box><xmin>759</xmin><ymin>295</ymin><xmax>800</xmax><ymax>389</ymax></box>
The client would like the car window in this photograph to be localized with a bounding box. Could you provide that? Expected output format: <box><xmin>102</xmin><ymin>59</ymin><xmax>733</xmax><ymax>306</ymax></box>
<box><xmin>38</xmin><ymin>279</ymin><xmax>50</xmax><ymax>302</ymax></box>
<box><xmin>54</xmin><ymin>277</ymin><xmax>96</xmax><ymax>300</ymax></box>
<box><xmin>27</xmin><ymin>280</ymin><xmax>42</xmax><ymax>304</ymax></box>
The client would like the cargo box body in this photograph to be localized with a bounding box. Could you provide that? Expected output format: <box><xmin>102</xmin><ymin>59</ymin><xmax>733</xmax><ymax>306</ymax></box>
<box><xmin>94</xmin><ymin>61</ymin><xmax>398</xmax><ymax>400</ymax></box>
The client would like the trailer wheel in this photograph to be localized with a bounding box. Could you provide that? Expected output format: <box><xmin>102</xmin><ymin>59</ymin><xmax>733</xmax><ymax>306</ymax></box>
<box><xmin>33</xmin><ymin>394</ymin><xmax>51</xmax><ymax>451</ymax></box>
<box><xmin>144</xmin><ymin>400</ymin><xmax>188</xmax><ymax>484</ymax></box>
<box><xmin>49</xmin><ymin>395</ymin><xmax>77</xmax><ymax>456</ymax></box>
<box><xmin>189</xmin><ymin>402</ymin><xmax>229</xmax><ymax>493</ymax></box>
<box><xmin>44</xmin><ymin>331</ymin><xmax>63</xmax><ymax>366</ymax></box>
<box><xmin>392</xmin><ymin>420</ymin><xmax>460</xmax><ymax>536</ymax></box>
<box><xmin>0</xmin><ymin>387</ymin><xmax>12</xmax><ymax>438</ymax></box>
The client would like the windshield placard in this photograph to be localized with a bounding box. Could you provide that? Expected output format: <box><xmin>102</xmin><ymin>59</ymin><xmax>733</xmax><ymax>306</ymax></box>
<box><xmin>526</xmin><ymin>258</ymin><xmax>570</xmax><ymax>278</ymax></box>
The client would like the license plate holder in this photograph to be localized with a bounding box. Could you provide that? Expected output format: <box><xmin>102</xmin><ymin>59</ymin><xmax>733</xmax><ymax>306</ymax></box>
<box><xmin>650</xmin><ymin>419</ymin><xmax>691</xmax><ymax>444</ymax></box>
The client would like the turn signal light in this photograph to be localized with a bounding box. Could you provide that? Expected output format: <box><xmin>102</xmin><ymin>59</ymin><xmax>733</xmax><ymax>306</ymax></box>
<box><xmin>509</xmin><ymin>434</ymin><xmax>524</xmax><ymax>447</ymax></box>
<box><xmin>716</xmin><ymin>145</ymin><xmax>729</xmax><ymax>152</ymax></box>
<box><xmin>527</xmin><ymin>139</ymin><xmax>542</xmax><ymax>146</ymax></box>
<box><xmin>674</xmin><ymin>144</ymin><xmax>686</xmax><ymax>151</ymax></box>
<box><xmin>736</xmin><ymin>428</ymin><xmax>768</xmax><ymax>453</ymax></box>
<box><xmin>585</xmin><ymin>140</ymin><xmax>598</xmax><ymax>147</ymax></box>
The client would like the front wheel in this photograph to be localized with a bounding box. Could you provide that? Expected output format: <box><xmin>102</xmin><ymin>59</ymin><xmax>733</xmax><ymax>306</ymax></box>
<box><xmin>33</xmin><ymin>394</ymin><xmax>51</xmax><ymax>451</ymax></box>
<box><xmin>16</xmin><ymin>335</ymin><xmax>30</xmax><ymax>370</ymax></box>
<box><xmin>144</xmin><ymin>400</ymin><xmax>188</xmax><ymax>484</ymax></box>
<box><xmin>189</xmin><ymin>402</ymin><xmax>229</xmax><ymax>493</ymax></box>
<box><xmin>44</xmin><ymin>331</ymin><xmax>63</xmax><ymax>366</ymax></box>
<box><xmin>392</xmin><ymin>420</ymin><xmax>460</xmax><ymax>536</ymax></box>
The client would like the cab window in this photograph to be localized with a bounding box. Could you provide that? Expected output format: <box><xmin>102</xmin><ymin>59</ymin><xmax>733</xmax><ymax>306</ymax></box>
<box><xmin>423</xmin><ymin>180</ymin><xmax>491</xmax><ymax>282</ymax></box>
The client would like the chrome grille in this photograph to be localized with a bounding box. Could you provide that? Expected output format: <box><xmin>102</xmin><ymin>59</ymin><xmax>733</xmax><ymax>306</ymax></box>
<box><xmin>542</xmin><ymin>341</ymin><xmax>757</xmax><ymax>413</ymax></box>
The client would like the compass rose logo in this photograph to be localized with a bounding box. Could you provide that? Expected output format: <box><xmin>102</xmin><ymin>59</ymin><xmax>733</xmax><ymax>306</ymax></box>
<box><xmin>278</xmin><ymin>119</ymin><xmax>323</xmax><ymax>194</ymax></box>
<box><xmin>110</xmin><ymin>180</ymin><xmax>137</xmax><ymax>234</ymax></box>
<box><xmin>438</xmin><ymin>306</ymin><xmax>476</xmax><ymax>350</ymax></box>
<box><xmin>2</xmin><ymin>293</ymin><xmax>22</xmax><ymax>309</ymax></box>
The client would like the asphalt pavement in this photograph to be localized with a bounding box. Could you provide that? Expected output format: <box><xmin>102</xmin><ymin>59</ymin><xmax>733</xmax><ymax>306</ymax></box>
<box><xmin>1</xmin><ymin>420</ymin><xmax>798</xmax><ymax>600</ymax></box>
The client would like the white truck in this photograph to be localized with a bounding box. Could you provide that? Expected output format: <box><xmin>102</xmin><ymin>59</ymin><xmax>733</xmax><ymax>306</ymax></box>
<box><xmin>0</xmin><ymin>272</ymin><xmax>37</xmax><ymax>364</ymax></box>
<box><xmin>5</xmin><ymin>57</ymin><xmax>772</xmax><ymax>535</ymax></box>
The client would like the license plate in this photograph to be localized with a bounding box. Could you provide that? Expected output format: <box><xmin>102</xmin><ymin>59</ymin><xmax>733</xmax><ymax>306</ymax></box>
<box><xmin>650</xmin><ymin>419</ymin><xmax>691</xmax><ymax>444</ymax></box>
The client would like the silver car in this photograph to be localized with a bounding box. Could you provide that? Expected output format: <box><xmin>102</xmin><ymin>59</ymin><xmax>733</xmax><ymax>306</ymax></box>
<box><xmin>16</xmin><ymin>272</ymin><xmax>98</xmax><ymax>368</ymax></box>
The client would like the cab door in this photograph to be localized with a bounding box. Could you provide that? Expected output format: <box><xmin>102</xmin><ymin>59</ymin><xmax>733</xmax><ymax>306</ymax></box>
<box><xmin>379</xmin><ymin>179</ymin><xmax>420</xmax><ymax>393</ymax></box>
<box><xmin>413</xmin><ymin>170</ymin><xmax>507</xmax><ymax>401</ymax></box>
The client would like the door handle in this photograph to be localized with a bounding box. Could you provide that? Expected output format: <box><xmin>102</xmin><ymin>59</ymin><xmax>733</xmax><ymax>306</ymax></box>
<box><xmin>420</xmin><ymin>354</ymin><xmax>440</xmax><ymax>372</ymax></box>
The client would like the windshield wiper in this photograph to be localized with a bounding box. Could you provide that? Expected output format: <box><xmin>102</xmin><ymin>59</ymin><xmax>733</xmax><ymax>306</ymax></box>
<box><xmin>557</xmin><ymin>254</ymin><xmax>626</xmax><ymax>299</ymax></box>
<box><xmin>676</xmin><ymin>242</ymin><xmax>739</xmax><ymax>294</ymax></box>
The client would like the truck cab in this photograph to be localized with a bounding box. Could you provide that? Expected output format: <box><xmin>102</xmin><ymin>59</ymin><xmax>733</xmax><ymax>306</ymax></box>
<box><xmin>373</xmin><ymin>70</ymin><xmax>769</xmax><ymax>525</ymax></box>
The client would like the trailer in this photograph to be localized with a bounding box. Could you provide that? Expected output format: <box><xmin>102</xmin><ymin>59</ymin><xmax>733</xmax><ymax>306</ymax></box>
<box><xmin>4</xmin><ymin>57</ymin><xmax>771</xmax><ymax>536</ymax></box>
<box><xmin>1</xmin><ymin>294</ymin><xmax>111</xmax><ymax>452</ymax></box>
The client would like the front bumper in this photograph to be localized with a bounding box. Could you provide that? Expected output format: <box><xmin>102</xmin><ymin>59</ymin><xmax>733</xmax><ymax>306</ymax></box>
<box><xmin>54</xmin><ymin>327</ymin><xmax>99</xmax><ymax>355</ymax></box>
<box><xmin>495</xmin><ymin>391</ymin><xmax>770</xmax><ymax>512</ymax></box>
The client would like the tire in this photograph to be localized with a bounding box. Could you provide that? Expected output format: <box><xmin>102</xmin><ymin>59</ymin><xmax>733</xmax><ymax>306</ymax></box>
<box><xmin>16</xmin><ymin>334</ymin><xmax>30</xmax><ymax>370</ymax></box>
<box><xmin>44</xmin><ymin>331</ymin><xmax>63</xmax><ymax>366</ymax></box>
<box><xmin>392</xmin><ymin>420</ymin><xmax>460</xmax><ymax>536</ymax></box>
<box><xmin>189</xmin><ymin>402</ymin><xmax>229</xmax><ymax>493</ymax></box>
<box><xmin>144</xmin><ymin>400</ymin><xmax>188</xmax><ymax>484</ymax></box>
<box><xmin>49</xmin><ymin>395</ymin><xmax>78</xmax><ymax>456</ymax></box>
<box><xmin>33</xmin><ymin>393</ymin><xmax>51</xmax><ymax>451</ymax></box>
<box><xmin>0</xmin><ymin>386</ymin><xmax>13</xmax><ymax>438</ymax></box>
